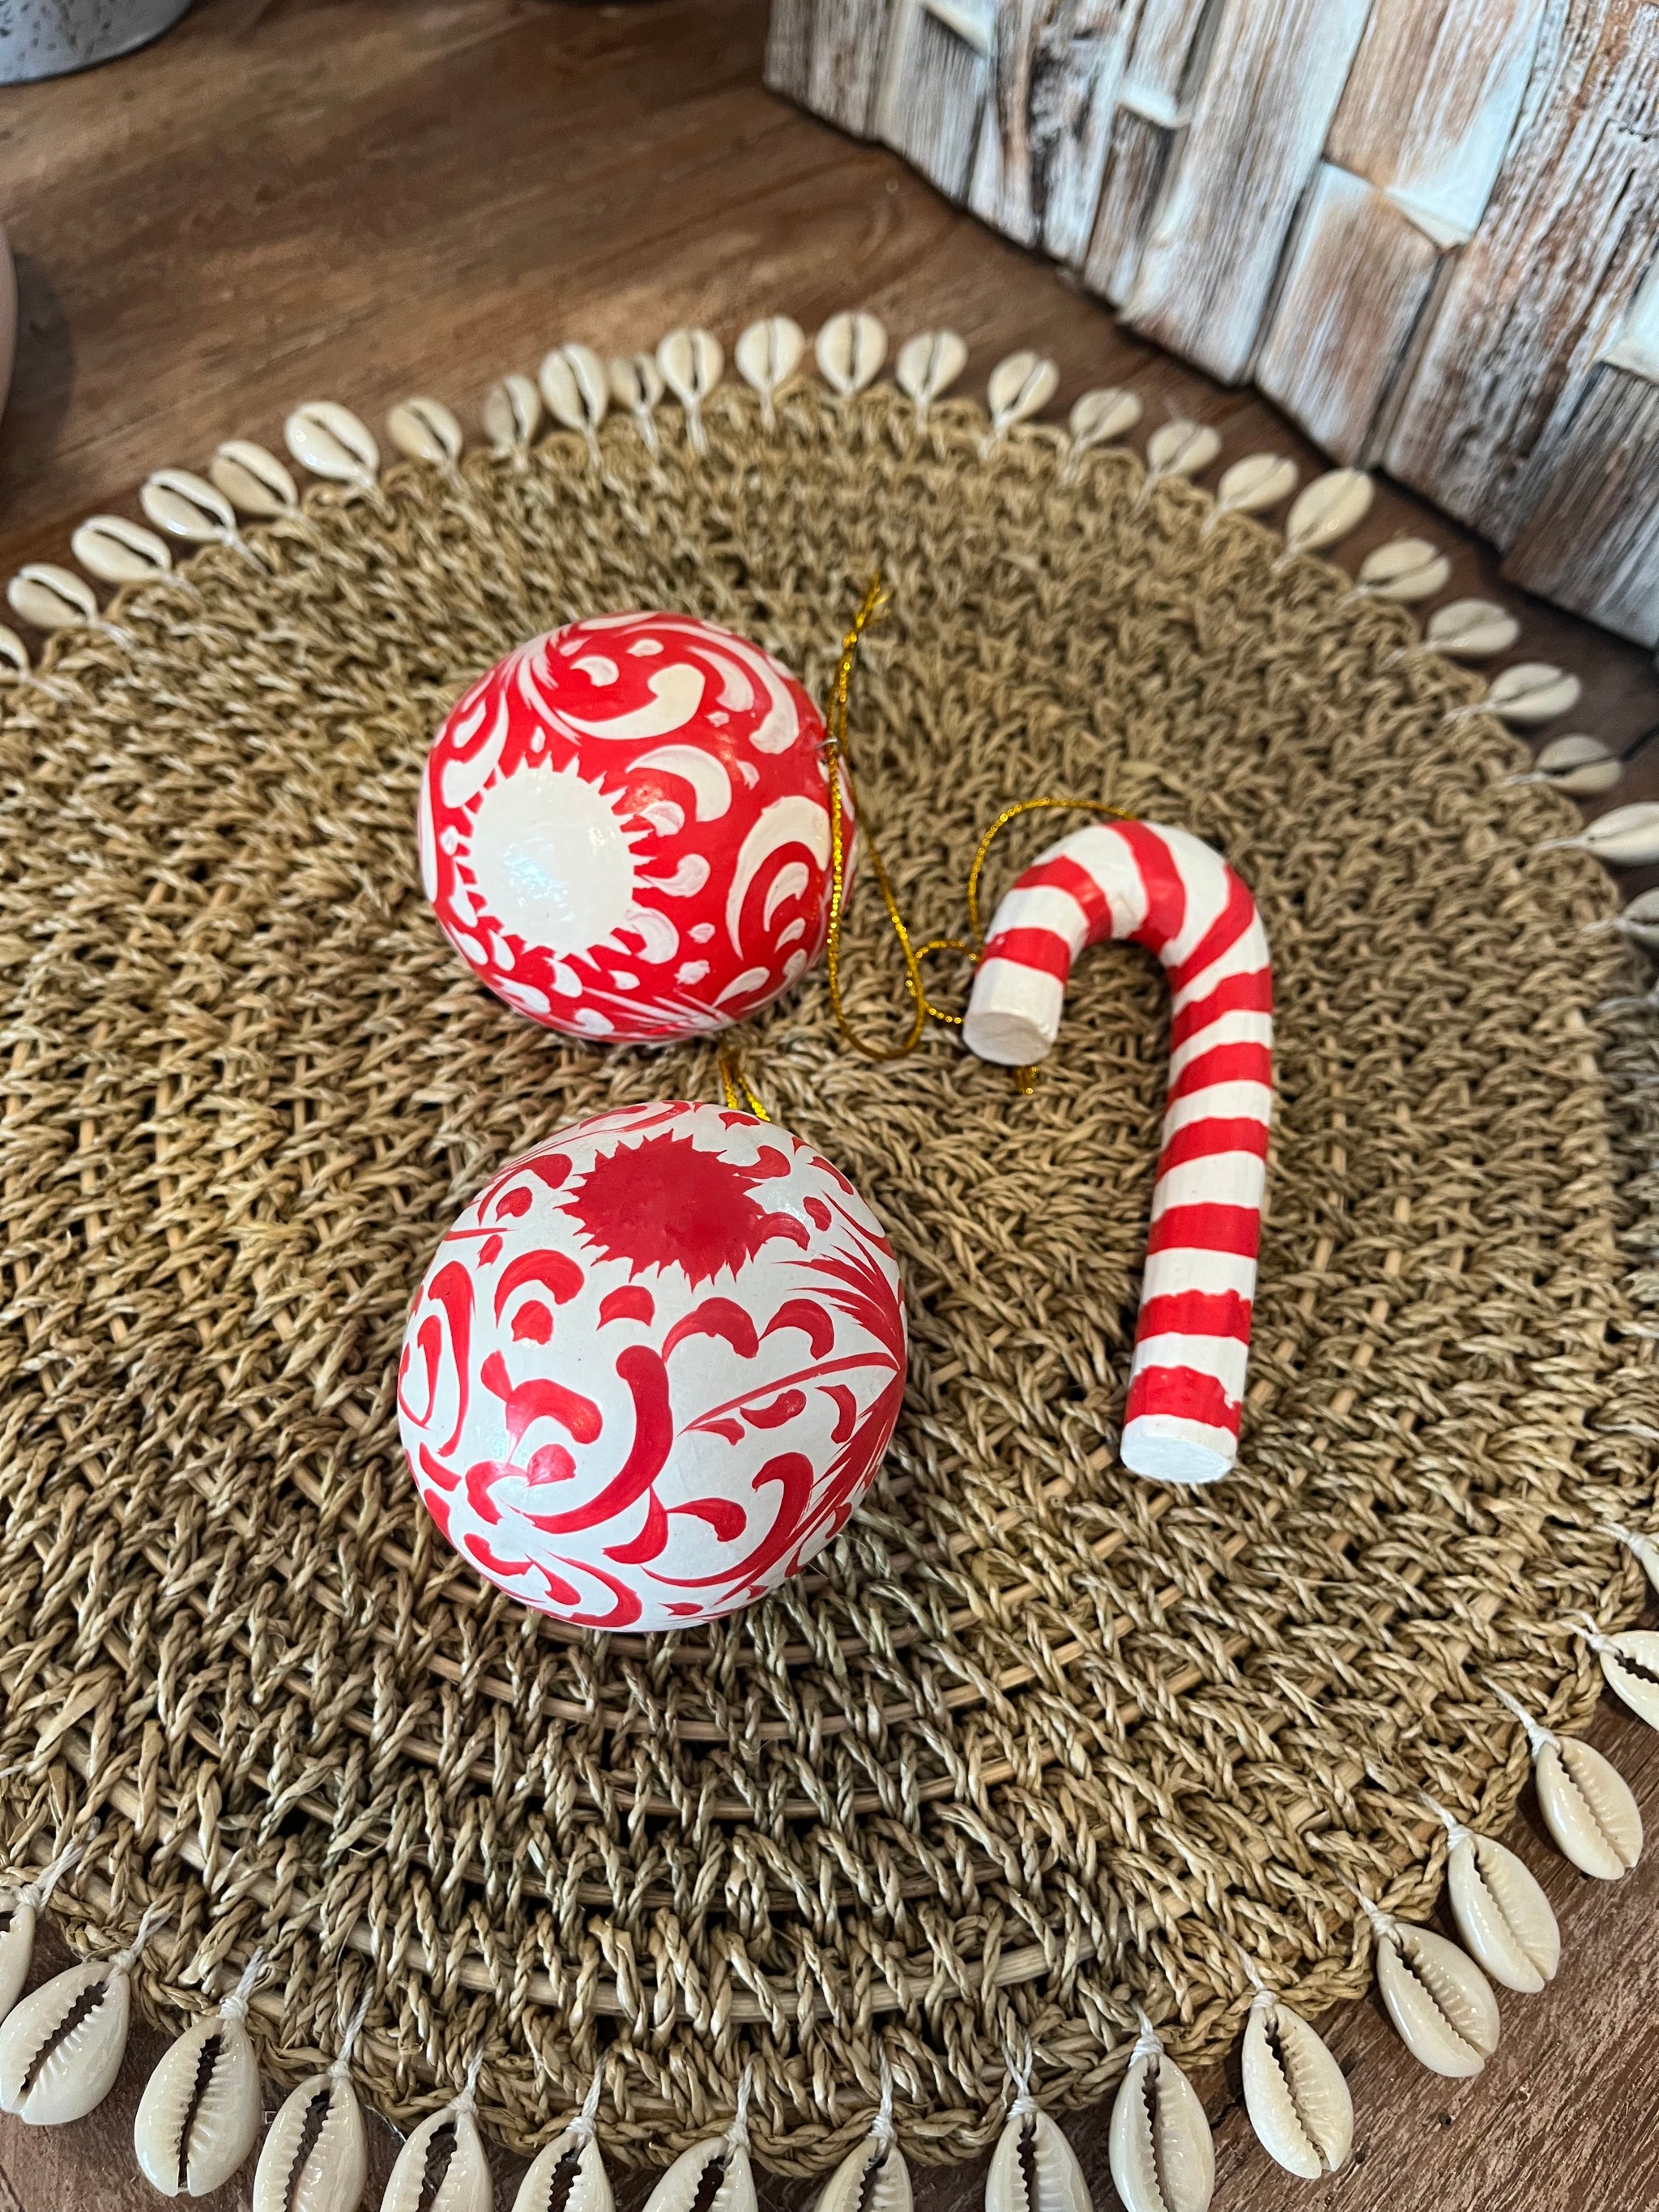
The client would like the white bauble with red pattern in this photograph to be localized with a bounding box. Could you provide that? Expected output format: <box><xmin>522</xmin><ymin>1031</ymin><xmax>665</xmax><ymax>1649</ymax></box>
<box><xmin>419</xmin><ymin>613</ymin><xmax>847</xmax><ymax>1042</ymax></box>
<box><xmin>398</xmin><ymin>1102</ymin><xmax>906</xmax><ymax>1632</ymax></box>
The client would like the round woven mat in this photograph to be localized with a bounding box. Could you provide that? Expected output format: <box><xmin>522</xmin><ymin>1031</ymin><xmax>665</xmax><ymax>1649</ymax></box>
<box><xmin>2</xmin><ymin>381</ymin><xmax>1656</xmax><ymax>2172</ymax></box>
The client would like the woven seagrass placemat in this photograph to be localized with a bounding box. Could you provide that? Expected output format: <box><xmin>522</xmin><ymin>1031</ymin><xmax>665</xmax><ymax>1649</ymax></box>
<box><xmin>1</xmin><ymin>380</ymin><xmax>1655</xmax><ymax>2172</ymax></box>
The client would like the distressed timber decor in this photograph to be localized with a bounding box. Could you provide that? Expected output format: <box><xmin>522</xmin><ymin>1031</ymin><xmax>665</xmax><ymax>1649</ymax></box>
<box><xmin>763</xmin><ymin>0</ymin><xmax>1659</xmax><ymax>650</ymax></box>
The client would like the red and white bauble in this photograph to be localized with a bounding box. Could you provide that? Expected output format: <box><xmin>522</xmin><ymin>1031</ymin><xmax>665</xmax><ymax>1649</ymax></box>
<box><xmin>419</xmin><ymin>613</ymin><xmax>847</xmax><ymax>1042</ymax></box>
<box><xmin>398</xmin><ymin>1102</ymin><xmax>907</xmax><ymax>1632</ymax></box>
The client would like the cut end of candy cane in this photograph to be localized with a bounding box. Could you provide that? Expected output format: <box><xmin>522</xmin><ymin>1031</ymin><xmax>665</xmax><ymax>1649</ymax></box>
<box><xmin>1121</xmin><ymin>1413</ymin><xmax>1237</xmax><ymax>1485</ymax></box>
<box><xmin>960</xmin><ymin>963</ymin><xmax>1064</xmax><ymax>1066</ymax></box>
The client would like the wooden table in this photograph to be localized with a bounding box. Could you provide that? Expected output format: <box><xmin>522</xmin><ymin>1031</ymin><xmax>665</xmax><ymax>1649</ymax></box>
<box><xmin>3</xmin><ymin>4</ymin><xmax>1658</xmax><ymax>2210</ymax></box>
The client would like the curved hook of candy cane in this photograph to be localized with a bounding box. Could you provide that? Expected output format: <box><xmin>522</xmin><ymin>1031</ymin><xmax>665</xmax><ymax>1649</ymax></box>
<box><xmin>961</xmin><ymin>818</ymin><xmax>1273</xmax><ymax>1485</ymax></box>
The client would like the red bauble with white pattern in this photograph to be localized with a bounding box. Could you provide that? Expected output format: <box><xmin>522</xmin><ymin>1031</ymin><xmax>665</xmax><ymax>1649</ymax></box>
<box><xmin>419</xmin><ymin>613</ymin><xmax>846</xmax><ymax>1041</ymax></box>
<box><xmin>397</xmin><ymin>1102</ymin><xmax>907</xmax><ymax>1632</ymax></box>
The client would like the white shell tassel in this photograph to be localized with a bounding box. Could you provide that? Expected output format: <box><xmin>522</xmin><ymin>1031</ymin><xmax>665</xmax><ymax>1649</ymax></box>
<box><xmin>1510</xmin><ymin>734</ymin><xmax>1623</xmax><ymax>796</ymax></box>
<box><xmin>642</xmin><ymin>2071</ymin><xmax>757</xmax><ymax>2212</ymax></box>
<box><xmin>210</xmin><ymin>440</ymin><xmax>298</xmax><ymax>518</ymax></box>
<box><xmin>1542</xmin><ymin>801</ymin><xmax>1659</xmax><ymax>867</ymax></box>
<box><xmin>1426</xmin><ymin>1801</ymin><xmax>1559</xmax><ymax>1994</ymax></box>
<box><xmin>1141</xmin><ymin>420</ymin><xmax>1221</xmax><ymax>498</ymax></box>
<box><xmin>72</xmin><ymin>515</ymin><xmax>173</xmax><ymax>585</ymax></box>
<box><xmin>1424</xmin><ymin>599</ymin><xmax>1520</xmax><ymax>658</ymax></box>
<box><xmin>1602</xmin><ymin>891</ymin><xmax>1659</xmax><ymax>950</ymax></box>
<box><xmin>1478</xmin><ymin>662</ymin><xmax>1583</xmax><ymax>727</ymax></box>
<box><xmin>134</xmin><ymin>1952</ymin><xmax>264</xmax><ymax>2195</ymax></box>
<box><xmin>386</xmin><ymin>399</ymin><xmax>463</xmax><ymax>467</ymax></box>
<box><xmin>813</xmin><ymin>2073</ymin><xmax>911</xmax><ymax>2212</ymax></box>
<box><xmin>539</xmin><ymin>346</ymin><xmax>611</xmax><ymax>456</ymax></box>
<box><xmin>983</xmin><ymin>352</ymin><xmax>1059</xmax><ymax>452</ymax></box>
<box><xmin>8</xmin><ymin>564</ymin><xmax>100</xmax><ymax>631</ymax></box>
<box><xmin>815</xmin><ymin>311</ymin><xmax>886</xmax><ymax>398</ymax></box>
<box><xmin>608</xmin><ymin>354</ymin><xmax>664</xmax><ymax>451</ymax></box>
<box><xmin>985</xmin><ymin>2056</ymin><xmax>1090</xmax><ymax>2212</ymax></box>
<box><xmin>285</xmin><ymin>403</ymin><xmax>379</xmax><ymax>491</ymax></box>
<box><xmin>0</xmin><ymin>1837</ymin><xmax>87</xmax><ymax>2023</ymax></box>
<box><xmin>0</xmin><ymin>1901</ymin><xmax>165</xmax><ymax>2125</ymax></box>
<box><xmin>1355</xmin><ymin>1896</ymin><xmax>1499</xmax><ymax>2078</ymax></box>
<box><xmin>656</xmin><ymin>328</ymin><xmax>724</xmax><ymax>455</ymax></box>
<box><xmin>1107</xmin><ymin>2014</ymin><xmax>1213</xmax><ymax>2212</ymax></box>
<box><xmin>1488</xmin><ymin>1678</ymin><xmax>1642</xmax><ymax>1879</ymax></box>
<box><xmin>1241</xmin><ymin>1989</ymin><xmax>1351</xmax><ymax>2180</ymax></box>
<box><xmin>1068</xmin><ymin>387</ymin><xmax>1142</xmax><ymax>461</ymax></box>
<box><xmin>1354</xmin><ymin>537</ymin><xmax>1451</xmax><ymax>601</ymax></box>
<box><xmin>254</xmin><ymin>2046</ymin><xmax>370</xmax><ymax>2212</ymax></box>
<box><xmin>895</xmin><ymin>330</ymin><xmax>966</xmax><ymax>422</ymax></box>
<box><xmin>735</xmin><ymin>317</ymin><xmax>805</xmax><ymax>428</ymax></box>
<box><xmin>142</xmin><ymin>470</ymin><xmax>253</xmax><ymax>564</ymax></box>
<box><xmin>1209</xmin><ymin>453</ymin><xmax>1298</xmax><ymax>526</ymax></box>
<box><xmin>1278</xmin><ymin>468</ymin><xmax>1373</xmax><ymax>562</ymax></box>
<box><xmin>380</xmin><ymin>2050</ymin><xmax>493</xmax><ymax>2212</ymax></box>
<box><xmin>510</xmin><ymin>2069</ymin><xmax>612</xmax><ymax>2212</ymax></box>
<box><xmin>482</xmin><ymin>373</ymin><xmax>543</xmax><ymax>457</ymax></box>
<box><xmin>1576</xmin><ymin>1617</ymin><xmax>1659</xmax><ymax>1731</ymax></box>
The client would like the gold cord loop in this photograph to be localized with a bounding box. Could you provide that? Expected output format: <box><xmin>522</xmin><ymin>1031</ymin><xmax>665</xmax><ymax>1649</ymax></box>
<box><xmin>718</xmin><ymin>581</ymin><xmax>1134</xmax><ymax>1111</ymax></box>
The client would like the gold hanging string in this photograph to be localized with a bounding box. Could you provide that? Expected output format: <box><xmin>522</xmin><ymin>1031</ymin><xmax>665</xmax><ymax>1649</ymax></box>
<box><xmin>821</xmin><ymin>576</ymin><xmax>940</xmax><ymax>1061</ymax></box>
<box><xmin>717</xmin><ymin>1045</ymin><xmax>771</xmax><ymax>1120</ymax></box>
<box><xmin>719</xmin><ymin>580</ymin><xmax>1136</xmax><ymax>1114</ymax></box>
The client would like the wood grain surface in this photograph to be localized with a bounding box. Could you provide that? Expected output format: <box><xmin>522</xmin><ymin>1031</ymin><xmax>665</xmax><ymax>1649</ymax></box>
<box><xmin>2</xmin><ymin>3</ymin><xmax>1659</xmax><ymax>2209</ymax></box>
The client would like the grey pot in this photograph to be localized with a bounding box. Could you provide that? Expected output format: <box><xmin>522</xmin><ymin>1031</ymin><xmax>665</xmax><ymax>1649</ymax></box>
<box><xmin>0</xmin><ymin>0</ymin><xmax>190</xmax><ymax>83</ymax></box>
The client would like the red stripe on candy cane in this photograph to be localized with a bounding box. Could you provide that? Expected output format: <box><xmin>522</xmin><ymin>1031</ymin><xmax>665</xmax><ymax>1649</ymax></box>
<box><xmin>961</xmin><ymin>819</ymin><xmax>1273</xmax><ymax>1485</ymax></box>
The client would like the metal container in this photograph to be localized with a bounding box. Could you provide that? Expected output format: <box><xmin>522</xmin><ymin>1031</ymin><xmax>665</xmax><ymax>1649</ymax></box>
<box><xmin>0</xmin><ymin>0</ymin><xmax>190</xmax><ymax>84</ymax></box>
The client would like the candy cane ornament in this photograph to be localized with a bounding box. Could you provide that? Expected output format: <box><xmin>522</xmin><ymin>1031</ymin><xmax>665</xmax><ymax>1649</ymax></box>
<box><xmin>962</xmin><ymin>820</ymin><xmax>1273</xmax><ymax>1485</ymax></box>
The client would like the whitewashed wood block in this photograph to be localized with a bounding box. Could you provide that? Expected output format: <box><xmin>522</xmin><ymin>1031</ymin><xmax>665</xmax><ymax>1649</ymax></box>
<box><xmin>874</xmin><ymin>0</ymin><xmax>993</xmax><ymax>200</ymax></box>
<box><xmin>770</xmin><ymin>0</ymin><xmax>1659</xmax><ymax>645</ymax></box>
<box><xmin>1384</xmin><ymin>9</ymin><xmax>1659</xmax><ymax>544</ymax></box>
<box><xmin>1125</xmin><ymin>0</ymin><xmax>1375</xmax><ymax>382</ymax></box>
<box><xmin>1255</xmin><ymin>164</ymin><xmax>1439</xmax><ymax>461</ymax></box>
<box><xmin>966</xmin><ymin>0</ymin><xmax>1140</xmax><ymax>262</ymax></box>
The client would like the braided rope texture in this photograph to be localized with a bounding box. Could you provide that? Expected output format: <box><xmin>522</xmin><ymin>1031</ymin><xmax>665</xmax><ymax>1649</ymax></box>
<box><xmin>1</xmin><ymin>383</ymin><xmax>1656</xmax><ymax>2171</ymax></box>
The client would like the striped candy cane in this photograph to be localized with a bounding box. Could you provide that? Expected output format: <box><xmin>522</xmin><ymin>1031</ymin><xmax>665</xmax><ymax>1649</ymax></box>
<box><xmin>962</xmin><ymin>819</ymin><xmax>1273</xmax><ymax>1485</ymax></box>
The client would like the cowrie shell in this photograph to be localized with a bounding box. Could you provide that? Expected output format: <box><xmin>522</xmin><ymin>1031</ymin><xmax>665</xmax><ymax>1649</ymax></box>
<box><xmin>814</xmin><ymin>2124</ymin><xmax>911</xmax><ymax>2212</ymax></box>
<box><xmin>656</xmin><ymin>328</ymin><xmax>724</xmax><ymax>455</ymax></box>
<box><xmin>511</xmin><ymin>2125</ymin><xmax>612</xmax><ymax>2212</ymax></box>
<box><xmin>134</xmin><ymin>1997</ymin><xmax>263</xmax><ymax>2194</ymax></box>
<box><xmin>1373</xmin><ymin>1918</ymin><xmax>1499</xmax><ymax>2077</ymax></box>
<box><xmin>1355</xmin><ymin>537</ymin><xmax>1450</xmax><ymax>601</ymax></box>
<box><xmin>380</xmin><ymin>2098</ymin><xmax>493</xmax><ymax>2212</ymax></box>
<box><xmin>1282</xmin><ymin>467</ymin><xmax>1372</xmax><ymax>557</ymax></box>
<box><xmin>985</xmin><ymin>2104</ymin><xmax>1090</xmax><ymax>2212</ymax></box>
<box><xmin>642</xmin><ymin>2135</ymin><xmax>757</xmax><ymax>2212</ymax></box>
<box><xmin>985</xmin><ymin>352</ymin><xmax>1059</xmax><ymax>445</ymax></box>
<box><xmin>254</xmin><ymin>2067</ymin><xmax>369</xmax><ymax>2212</ymax></box>
<box><xmin>387</xmin><ymin>399</ymin><xmax>463</xmax><ymax>467</ymax></box>
<box><xmin>1241</xmin><ymin>1992</ymin><xmax>1351</xmax><ymax>2180</ymax></box>
<box><xmin>142</xmin><ymin>470</ymin><xmax>241</xmax><ymax>544</ymax></box>
<box><xmin>1108</xmin><ymin>2031</ymin><xmax>1213</xmax><ymax>2212</ymax></box>
<box><xmin>895</xmin><ymin>330</ymin><xmax>966</xmax><ymax>420</ymax></box>
<box><xmin>1447</xmin><ymin>1828</ymin><xmax>1559</xmax><ymax>1994</ymax></box>
<box><xmin>285</xmin><ymin>403</ymin><xmax>379</xmax><ymax>488</ymax></box>
<box><xmin>816</xmin><ymin>310</ymin><xmax>886</xmax><ymax>397</ymax></box>
<box><xmin>539</xmin><ymin>346</ymin><xmax>610</xmax><ymax>438</ymax></box>
<box><xmin>71</xmin><ymin>514</ymin><xmax>172</xmax><ymax>584</ymax></box>
<box><xmin>735</xmin><ymin>318</ymin><xmax>806</xmax><ymax>425</ymax></box>
<box><xmin>210</xmin><ymin>440</ymin><xmax>297</xmax><ymax>518</ymax></box>
<box><xmin>1068</xmin><ymin>387</ymin><xmax>1142</xmax><ymax>456</ymax></box>
<box><xmin>7</xmin><ymin>564</ymin><xmax>100</xmax><ymax>631</ymax></box>
<box><xmin>1536</xmin><ymin>1733</ymin><xmax>1642</xmax><ymax>1879</ymax></box>
<box><xmin>0</xmin><ymin>1956</ymin><xmax>131</xmax><ymax>2125</ymax></box>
